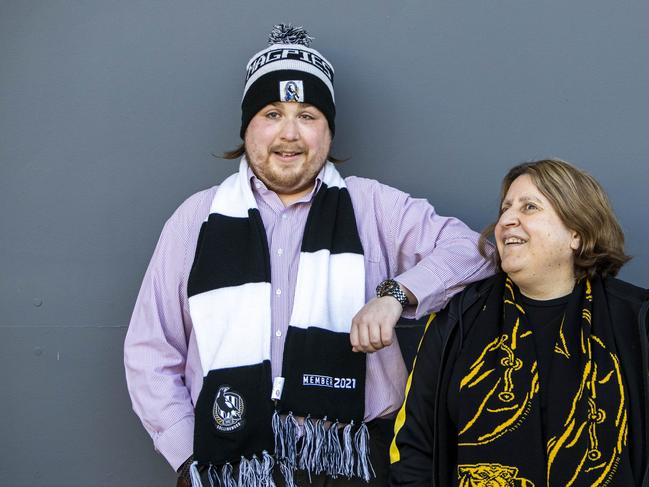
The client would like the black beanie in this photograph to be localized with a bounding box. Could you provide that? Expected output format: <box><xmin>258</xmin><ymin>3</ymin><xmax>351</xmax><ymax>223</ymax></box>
<box><xmin>240</xmin><ymin>24</ymin><xmax>335</xmax><ymax>138</ymax></box>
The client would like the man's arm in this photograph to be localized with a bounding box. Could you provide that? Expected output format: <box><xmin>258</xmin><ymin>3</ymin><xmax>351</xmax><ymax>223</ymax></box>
<box><xmin>124</xmin><ymin>216</ymin><xmax>195</xmax><ymax>472</ymax></box>
<box><xmin>350</xmin><ymin>293</ymin><xmax>413</xmax><ymax>353</ymax></box>
<box><xmin>350</xmin><ymin>180</ymin><xmax>494</xmax><ymax>353</ymax></box>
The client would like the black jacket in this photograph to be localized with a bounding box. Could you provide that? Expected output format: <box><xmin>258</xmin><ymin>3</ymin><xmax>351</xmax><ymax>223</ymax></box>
<box><xmin>390</xmin><ymin>274</ymin><xmax>649</xmax><ymax>486</ymax></box>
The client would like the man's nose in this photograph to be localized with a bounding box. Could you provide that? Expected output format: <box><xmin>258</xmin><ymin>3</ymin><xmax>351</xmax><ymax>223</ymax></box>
<box><xmin>279</xmin><ymin>117</ymin><xmax>300</xmax><ymax>141</ymax></box>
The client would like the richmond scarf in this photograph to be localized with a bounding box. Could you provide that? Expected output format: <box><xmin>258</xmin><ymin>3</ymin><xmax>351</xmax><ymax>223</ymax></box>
<box><xmin>186</xmin><ymin>159</ymin><xmax>372</xmax><ymax>486</ymax></box>
<box><xmin>454</xmin><ymin>273</ymin><xmax>632</xmax><ymax>486</ymax></box>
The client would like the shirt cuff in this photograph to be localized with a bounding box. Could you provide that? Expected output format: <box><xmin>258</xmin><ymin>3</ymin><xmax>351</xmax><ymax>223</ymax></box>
<box><xmin>153</xmin><ymin>415</ymin><xmax>195</xmax><ymax>471</ymax></box>
<box><xmin>395</xmin><ymin>266</ymin><xmax>445</xmax><ymax>319</ymax></box>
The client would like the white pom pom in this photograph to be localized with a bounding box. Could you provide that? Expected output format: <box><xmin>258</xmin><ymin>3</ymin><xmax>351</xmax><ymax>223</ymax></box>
<box><xmin>268</xmin><ymin>23</ymin><xmax>314</xmax><ymax>46</ymax></box>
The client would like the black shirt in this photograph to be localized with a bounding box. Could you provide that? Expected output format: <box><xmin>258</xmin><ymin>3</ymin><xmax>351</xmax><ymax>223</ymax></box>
<box><xmin>519</xmin><ymin>293</ymin><xmax>569</xmax><ymax>440</ymax></box>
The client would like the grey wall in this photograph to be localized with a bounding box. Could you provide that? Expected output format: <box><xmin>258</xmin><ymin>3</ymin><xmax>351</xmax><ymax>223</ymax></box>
<box><xmin>1</xmin><ymin>1</ymin><xmax>647</xmax><ymax>486</ymax></box>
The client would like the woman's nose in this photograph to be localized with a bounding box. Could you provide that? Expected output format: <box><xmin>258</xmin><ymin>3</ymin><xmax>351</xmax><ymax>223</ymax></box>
<box><xmin>498</xmin><ymin>209</ymin><xmax>519</xmax><ymax>227</ymax></box>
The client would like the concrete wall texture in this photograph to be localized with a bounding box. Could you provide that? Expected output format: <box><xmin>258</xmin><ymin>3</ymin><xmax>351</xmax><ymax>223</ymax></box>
<box><xmin>1</xmin><ymin>1</ymin><xmax>647</xmax><ymax>485</ymax></box>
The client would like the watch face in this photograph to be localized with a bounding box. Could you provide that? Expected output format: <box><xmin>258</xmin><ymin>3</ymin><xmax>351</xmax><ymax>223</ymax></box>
<box><xmin>376</xmin><ymin>279</ymin><xmax>407</xmax><ymax>306</ymax></box>
<box><xmin>377</xmin><ymin>279</ymin><xmax>397</xmax><ymax>296</ymax></box>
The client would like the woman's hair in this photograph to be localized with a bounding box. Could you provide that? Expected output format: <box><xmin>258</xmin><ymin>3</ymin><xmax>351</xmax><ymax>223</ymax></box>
<box><xmin>479</xmin><ymin>158</ymin><xmax>630</xmax><ymax>278</ymax></box>
<box><xmin>221</xmin><ymin>143</ymin><xmax>347</xmax><ymax>163</ymax></box>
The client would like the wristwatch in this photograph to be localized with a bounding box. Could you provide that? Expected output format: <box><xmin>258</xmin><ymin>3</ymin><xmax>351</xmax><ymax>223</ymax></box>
<box><xmin>376</xmin><ymin>279</ymin><xmax>409</xmax><ymax>308</ymax></box>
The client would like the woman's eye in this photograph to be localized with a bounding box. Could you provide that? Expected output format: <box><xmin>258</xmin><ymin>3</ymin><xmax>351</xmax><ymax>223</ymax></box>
<box><xmin>524</xmin><ymin>203</ymin><xmax>538</xmax><ymax>211</ymax></box>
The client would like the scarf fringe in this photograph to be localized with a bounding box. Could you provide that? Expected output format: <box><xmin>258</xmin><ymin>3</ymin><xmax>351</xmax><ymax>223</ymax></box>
<box><xmin>271</xmin><ymin>414</ymin><xmax>375</xmax><ymax>482</ymax></box>
<box><xmin>272</xmin><ymin>409</ymin><xmax>299</xmax><ymax>482</ymax></box>
<box><xmin>221</xmin><ymin>463</ymin><xmax>236</xmax><ymax>487</ymax></box>
<box><xmin>240</xmin><ymin>454</ymin><xmax>273</xmax><ymax>487</ymax></box>
<box><xmin>196</xmin><ymin>415</ymin><xmax>375</xmax><ymax>486</ymax></box>
<box><xmin>298</xmin><ymin>414</ymin><xmax>315</xmax><ymax>478</ymax></box>
<box><xmin>237</xmin><ymin>456</ymin><xmax>253</xmax><ymax>486</ymax></box>
<box><xmin>312</xmin><ymin>417</ymin><xmax>327</xmax><ymax>474</ymax></box>
<box><xmin>272</xmin><ymin>410</ymin><xmax>284</xmax><ymax>461</ymax></box>
<box><xmin>341</xmin><ymin>421</ymin><xmax>355</xmax><ymax>477</ymax></box>
<box><xmin>206</xmin><ymin>464</ymin><xmax>235</xmax><ymax>487</ymax></box>
<box><xmin>279</xmin><ymin>459</ymin><xmax>297</xmax><ymax>487</ymax></box>
<box><xmin>207</xmin><ymin>465</ymin><xmax>219</xmax><ymax>487</ymax></box>
<box><xmin>354</xmin><ymin>422</ymin><xmax>375</xmax><ymax>482</ymax></box>
<box><xmin>326</xmin><ymin>420</ymin><xmax>343</xmax><ymax>477</ymax></box>
<box><xmin>190</xmin><ymin>461</ymin><xmax>203</xmax><ymax>487</ymax></box>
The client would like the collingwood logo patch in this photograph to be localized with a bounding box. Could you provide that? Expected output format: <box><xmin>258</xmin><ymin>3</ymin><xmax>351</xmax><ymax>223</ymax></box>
<box><xmin>280</xmin><ymin>80</ymin><xmax>304</xmax><ymax>102</ymax></box>
<box><xmin>212</xmin><ymin>385</ymin><xmax>245</xmax><ymax>432</ymax></box>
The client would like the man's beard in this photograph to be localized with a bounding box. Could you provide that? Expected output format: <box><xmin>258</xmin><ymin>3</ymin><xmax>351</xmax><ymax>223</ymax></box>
<box><xmin>245</xmin><ymin>145</ymin><xmax>328</xmax><ymax>195</ymax></box>
<box><xmin>262</xmin><ymin>166</ymin><xmax>304</xmax><ymax>190</ymax></box>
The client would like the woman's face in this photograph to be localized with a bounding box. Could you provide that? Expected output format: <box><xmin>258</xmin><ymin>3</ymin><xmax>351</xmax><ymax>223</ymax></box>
<box><xmin>495</xmin><ymin>174</ymin><xmax>581</xmax><ymax>297</ymax></box>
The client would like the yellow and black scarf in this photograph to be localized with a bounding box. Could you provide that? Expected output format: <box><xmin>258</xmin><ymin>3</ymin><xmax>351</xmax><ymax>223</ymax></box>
<box><xmin>454</xmin><ymin>274</ymin><xmax>633</xmax><ymax>486</ymax></box>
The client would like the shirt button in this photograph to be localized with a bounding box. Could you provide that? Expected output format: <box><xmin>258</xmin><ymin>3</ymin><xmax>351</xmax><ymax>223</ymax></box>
<box><xmin>255</xmin><ymin>182</ymin><xmax>262</xmax><ymax>189</ymax></box>
<box><xmin>277</xmin><ymin>248</ymin><xmax>283</xmax><ymax>255</ymax></box>
<box><xmin>275</xmin><ymin>330</ymin><xmax>282</xmax><ymax>337</ymax></box>
<box><xmin>281</xmin><ymin>214</ymin><xmax>288</xmax><ymax>220</ymax></box>
<box><xmin>275</xmin><ymin>288</ymin><xmax>282</xmax><ymax>295</ymax></box>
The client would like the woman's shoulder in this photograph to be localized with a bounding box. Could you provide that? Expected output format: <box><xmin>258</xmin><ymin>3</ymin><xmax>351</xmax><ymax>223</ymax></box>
<box><xmin>603</xmin><ymin>276</ymin><xmax>649</xmax><ymax>307</ymax></box>
<box><xmin>602</xmin><ymin>277</ymin><xmax>649</xmax><ymax>337</ymax></box>
<box><xmin>459</xmin><ymin>274</ymin><xmax>502</xmax><ymax>302</ymax></box>
<box><xmin>440</xmin><ymin>274</ymin><xmax>502</xmax><ymax>330</ymax></box>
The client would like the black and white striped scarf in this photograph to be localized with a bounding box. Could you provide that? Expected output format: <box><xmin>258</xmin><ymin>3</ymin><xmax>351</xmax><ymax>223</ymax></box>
<box><xmin>187</xmin><ymin>159</ymin><xmax>373</xmax><ymax>486</ymax></box>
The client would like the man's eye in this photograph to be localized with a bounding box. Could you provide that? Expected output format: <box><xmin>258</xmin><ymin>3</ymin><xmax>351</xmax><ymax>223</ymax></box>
<box><xmin>265</xmin><ymin>111</ymin><xmax>280</xmax><ymax>119</ymax></box>
<box><xmin>300</xmin><ymin>113</ymin><xmax>315</xmax><ymax>120</ymax></box>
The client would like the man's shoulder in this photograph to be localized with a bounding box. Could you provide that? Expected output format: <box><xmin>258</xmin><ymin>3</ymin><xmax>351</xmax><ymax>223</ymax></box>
<box><xmin>344</xmin><ymin>175</ymin><xmax>410</xmax><ymax>203</ymax></box>
<box><xmin>344</xmin><ymin>175</ymin><xmax>401</xmax><ymax>192</ymax></box>
<box><xmin>165</xmin><ymin>186</ymin><xmax>218</xmax><ymax>234</ymax></box>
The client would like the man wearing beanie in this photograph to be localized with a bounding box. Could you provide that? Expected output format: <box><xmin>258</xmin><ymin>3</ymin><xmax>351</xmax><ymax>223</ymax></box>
<box><xmin>125</xmin><ymin>24</ymin><xmax>493</xmax><ymax>487</ymax></box>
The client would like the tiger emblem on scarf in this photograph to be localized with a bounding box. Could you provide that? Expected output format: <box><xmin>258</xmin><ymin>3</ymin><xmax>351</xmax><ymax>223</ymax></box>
<box><xmin>458</xmin><ymin>463</ymin><xmax>534</xmax><ymax>486</ymax></box>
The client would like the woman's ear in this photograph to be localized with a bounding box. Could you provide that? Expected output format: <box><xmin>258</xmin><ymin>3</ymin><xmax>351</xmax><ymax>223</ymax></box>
<box><xmin>570</xmin><ymin>231</ymin><xmax>581</xmax><ymax>251</ymax></box>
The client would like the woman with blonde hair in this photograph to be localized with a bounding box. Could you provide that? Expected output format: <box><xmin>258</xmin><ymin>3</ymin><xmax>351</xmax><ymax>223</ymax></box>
<box><xmin>390</xmin><ymin>159</ymin><xmax>649</xmax><ymax>486</ymax></box>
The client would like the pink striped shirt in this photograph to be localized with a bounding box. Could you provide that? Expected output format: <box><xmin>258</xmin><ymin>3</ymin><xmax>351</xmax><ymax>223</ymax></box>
<box><xmin>124</xmin><ymin>168</ymin><xmax>494</xmax><ymax>470</ymax></box>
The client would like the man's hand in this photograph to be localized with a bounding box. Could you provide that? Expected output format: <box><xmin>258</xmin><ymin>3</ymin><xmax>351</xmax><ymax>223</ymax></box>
<box><xmin>350</xmin><ymin>296</ymin><xmax>403</xmax><ymax>353</ymax></box>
